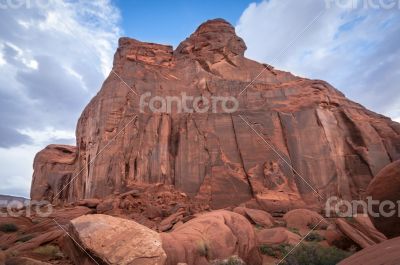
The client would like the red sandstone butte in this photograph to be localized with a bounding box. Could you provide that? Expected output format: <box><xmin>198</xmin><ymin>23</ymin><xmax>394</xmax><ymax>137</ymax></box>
<box><xmin>31</xmin><ymin>19</ymin><xmax>400</xmax><ymax>211</ymax></box>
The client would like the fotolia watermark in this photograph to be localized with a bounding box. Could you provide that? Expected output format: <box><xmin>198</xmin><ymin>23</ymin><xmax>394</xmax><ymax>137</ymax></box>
<box><xmin>0</xmin><ymin>0</ymin><xmax>54</xmax><ymax>9</ymax></box>
<box><xmin>325</xmin><ymin>0</ymin><xmax>400</xmax><ymax>9</ymax></box>
<box><xmin>0</xmin><ymin>200</ymin><xmax>53</xmax><ymax>217</ymax></box>
<box><xmin>139</xmin><ymin>92</ymin><xmax>239</xmax><ymax>114</ymax></box>
<box><xmin>325</xmin><ymin>196</ymin><xmax>400</xmax><ymax>218</ymax></box>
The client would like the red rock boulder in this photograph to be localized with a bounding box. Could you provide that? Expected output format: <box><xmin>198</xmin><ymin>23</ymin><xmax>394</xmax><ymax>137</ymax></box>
<box><xmin>233</xmin><ymin>207</ymin><xmax>275</xmax><ymax>228</ymax></box>
<box><xmin>256</xmin><ymin>227</ymin><xmax>301</xmax><ymax>246</ymax></box>
<box><xmin>283</xmin><ymin>209</ymin><xmax>327</xmax><ymax>233</ymax></box>
<box><xmin>335</xmin><ymin>215</ymin><xmax>386</xmax><ymax>249</ymax></box>
<box><xmin>366</xmin><ymin>160</ymin><xmax>400</xmax><ymax>238</ymax></box>
<box><xmin>161</xmin><ymin>210</ymin><xmax>262</xmax><ymax>265</ymax></box>
<box><xmin>338</xmin><ymin>236</ymin><xmax>400</xmax><ymax>265</ymax></box>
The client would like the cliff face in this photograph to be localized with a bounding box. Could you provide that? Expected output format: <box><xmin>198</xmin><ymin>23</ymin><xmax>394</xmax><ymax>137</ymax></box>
<box><xmin>31</xmin><ymin>19</ymin><xmax>400</xmax><ymax>209</ymax></box>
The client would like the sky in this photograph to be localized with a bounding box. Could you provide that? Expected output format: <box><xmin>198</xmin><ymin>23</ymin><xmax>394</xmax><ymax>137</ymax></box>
<box><xmin>0</xmin><ymin>0</ymin><xmax>399</xmax><ymax>197</ymax></box>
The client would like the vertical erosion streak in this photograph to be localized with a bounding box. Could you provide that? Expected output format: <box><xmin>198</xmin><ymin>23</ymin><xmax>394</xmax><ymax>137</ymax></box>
<box><xmin>230</xmin><ymin>114</ymin><xmax>255</xmax><ymax>197</ymax></box>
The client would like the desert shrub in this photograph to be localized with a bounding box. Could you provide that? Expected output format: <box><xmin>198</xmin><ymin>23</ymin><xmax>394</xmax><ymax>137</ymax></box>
<box><xmin>260</xmin><ymin>245</ymin><xmax>276</xmax><ymax>257</ymax></box>
<box><xmin>288</xmin><ymin>227</ymin><xmax>301</xmax><ymax>236</ymax></box>
<box><xmin>260</xmin><ymin>243</ymin><xmax>292</xmax><ymax>258</ymax></box>
<box><xmin>254</xmin><ymin>224</ymin><xmax>263</xmax><ymax>230</ymax></box>
<box><xmin>282</xmin><ymin>243</ymin><xmax>352</xmax><ymax>265</ymax></box>
<box><xmin>305</xmin><ymin>232</ymin><xmax>325</xmax><ymax>242</ymax></box>
<box><xmin>33</xmin><ymin>244</ymin><xmax>63</xmax><ymax>258</ymax></box>
<box><xmin>0</xmin><ymin>223</ymin><xmax>18</xmax><ymax>233</ymax></box>
<box><xmin>197</xmin><ymin>240</ymin><xmax>210</xmax><ymax>257</ymax></box>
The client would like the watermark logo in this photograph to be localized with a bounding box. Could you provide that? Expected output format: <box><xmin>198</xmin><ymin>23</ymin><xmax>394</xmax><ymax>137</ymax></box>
<box><xmin>139</xmin><ymin>92</ymin><xmax>239</xmax><ymax>114</ymax></box>
<box><xmin>0</xmin><ymin>200</ymin><xmax>53</xmax><ymax>217</ymax></box>
<box><xmin>325</xmin><ymin>0</ymin><xmax>400</xmax><ymax>9</ymax></box>
<box><xmin>325</xmin><ymin>196</ymin><xmax>400</xmax><ymax>218</ymax></box>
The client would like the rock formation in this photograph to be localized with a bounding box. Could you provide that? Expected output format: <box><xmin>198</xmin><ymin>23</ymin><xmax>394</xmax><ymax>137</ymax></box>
<box><xmin>338</xmin><ymin>236</ymin><xmax>400</xmax><ymax>265</ymax></box>
<box><xmin>160</xmin><ymin>210</ymin><xmax>262</xmax><ymax>265</ymax></box>
<box><xmin>335</xmin><ymin>215</ymin><xmax>387</xmax><ymax>249</ymax></box>
<box><xmin>67</xmin><ymin>214</ymin><xmax>167</xmax><ymax>265</ymax></box>
<box><xmin>366</xmin><ymin>160</ymin><xmax>400</xmax><ymax>238</ymax></box>
<box><xmin>31</xmin><ymin>18</ymin><xmax>400</xmax><ymax>211</ymax></box>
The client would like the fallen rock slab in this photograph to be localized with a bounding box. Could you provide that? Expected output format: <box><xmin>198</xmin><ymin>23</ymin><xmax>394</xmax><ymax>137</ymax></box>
<box><xmin>335</xmin><ymin>215</ymin><xmax>386</xmax><ymax>249</ymax></box>
<box><xmin>7</xmin><ymin>230</ymin><xmax>64</xmax><ymax>252</ymax></box>
<box><xmin>69</xmin><ymin>214</ymin><xmax>167</xmax><ymax>265</ymax></box>
<box><xmin>338</xmin><ymin>236</ymin><xmax>400</xmax><ymax>265</ymax></box>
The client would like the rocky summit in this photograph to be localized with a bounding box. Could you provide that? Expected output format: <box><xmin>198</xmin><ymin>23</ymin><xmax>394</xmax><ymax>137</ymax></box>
<box><xmin>31</xmin><ymin>18</ymin><xmax>400</xmax><ymax>211</ymax></box>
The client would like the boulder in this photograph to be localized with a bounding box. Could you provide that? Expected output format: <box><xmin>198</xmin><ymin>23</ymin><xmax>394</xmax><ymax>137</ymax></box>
<box><xmin>255</xmin><ymin>192</ymin><xmax>308</xmax><ymax>213</ymax></box>
<box><xmin>233</xmin><ymin>207</ymin><xmax>274</xmax><ymax>227</ymax></box>
<box><xmin>159</xmin><ymin>209</ymin><xmax>186</xmax><ymax>232</ymax></box>
<box><xmin>161</xmin><ymin>210</ymin><xmax>262</xmax><ymax>265</ymax></box>
<box><xmin>338</xmin><ymin>236</ymin><xmax>400</xmax><ymax>265</ymax></box>
<box><xmin>335</xmin><ymin>215</ymin><xmax>386</xmax><ymax>249</ymax></box>
<box><xmin>283</xmin><ymin>209</ymin><xmax>327</xmax><ymax>232</ymax></box>
<box><xmin>256</xmin><ymin>227</ymin><xmax>301</xmax><ymax>245</ymax></box>
<box><xmin>77</xmin><ymin>199</ymin><xmax>101</xmax><ymax>208</ymax></box>
<box><xmin>366</xmin><ymin>160</ymin><xmax>400</xmax><ymax>238</ymax></box>
<box><xmin>68</xmin><ymin>214</ymin><xmax>167</xmax><ymax>265</ymax></box>
<box><xmin>30</xmin><ymin>144</ymin><xmax>77</xmax><ymax>204</ymax></box>
<box><xmin>96</xmin><ymin>199</ymin><xmax>115</xmax><ymax>214</ymax></box>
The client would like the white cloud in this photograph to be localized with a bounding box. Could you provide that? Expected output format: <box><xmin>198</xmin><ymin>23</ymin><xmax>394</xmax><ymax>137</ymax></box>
<box><xmin>0</xmin><ymin>145</ymin><xmax>39</xmax><ymax>197</ymax></box>
<box><xmin>18</xmin><ymin>128</ymin><xmax>75</xmax><ymax>145</ymax></box>
<box><xmin>0</xmin><ymin>0</ymin><xmax>121</xmax><ymax>197</ymax></box>
<box><xmin>0</xmin><ymin>53</ymin><xmax>5</xmax><ymax>66</ymax></box>
<box><xmin>236</xmin><ymin>0</ymin><xmax>400</xmax><ymax>121</ymax></box>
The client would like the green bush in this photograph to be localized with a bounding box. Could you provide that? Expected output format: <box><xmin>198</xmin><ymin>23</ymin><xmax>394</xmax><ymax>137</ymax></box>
<box><xmin>305</xmin><ymin>232</ymin><xmax>325</xmax><ymax>242</ymax></box>
<box><xmin>260</xmin><ymin>245</ymin><xmax>277</xmax><ymax>257</ymax></box>
<box><xmin>282</xmin><ymin>243</ymin><xmax>352</xmax><ymax>265</ymax></box>
<box><xmin>0</xmin><ymin>223</ymin><xmax>18</xmax><ymax>233</ymax></box>
<box><xmin>288</xmin><ymin>227</ymin><xmax>301</xmax><ymax>236</ymax></box>
<box><xmin>254</xmin><ymin>224</ymin><xmax>263</xmax><ymax>230</ymax></box>
<box><xmin>260</xmin><ymin>243</ymin><xmax>292</xmax><ymax>258</ymax></box>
